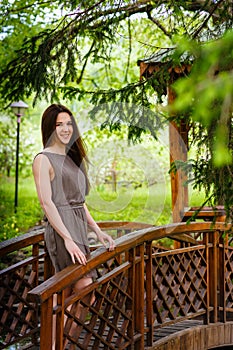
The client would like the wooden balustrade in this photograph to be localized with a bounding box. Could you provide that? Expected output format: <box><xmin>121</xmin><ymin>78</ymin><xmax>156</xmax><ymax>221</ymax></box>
<box><xmin>0</xmin><ymin>222</ymin><xmax>151</xmax><ymax>349</ymax></box>
<box><xmin>1</xmin><ymin>222</ymin><xmax>233</xmax><ymax>350</ymax></box>
<box><xmin>0</xmin><ymin>227</ymin><xmax>51</xmax><ymax>349</ymax></box>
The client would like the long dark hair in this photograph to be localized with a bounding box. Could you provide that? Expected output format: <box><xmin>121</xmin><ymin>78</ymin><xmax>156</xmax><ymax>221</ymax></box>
<box><xmin>41</xmin><ymin>103</ymin><xmax>90</xmax><ymax>192</ymax></box>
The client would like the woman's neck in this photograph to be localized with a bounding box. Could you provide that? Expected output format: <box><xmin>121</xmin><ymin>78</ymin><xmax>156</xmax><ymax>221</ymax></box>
<box><xmin>44</xmin><ymin>145</ymin><xmax>66</xmax><ymax>155</ymax></box>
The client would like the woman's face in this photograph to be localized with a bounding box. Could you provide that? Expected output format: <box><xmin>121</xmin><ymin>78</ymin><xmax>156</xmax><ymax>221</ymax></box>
<box><xmin>55</xmin><ymin>112</ymin><xmax>73</xmax><ymax>145</ymax></box>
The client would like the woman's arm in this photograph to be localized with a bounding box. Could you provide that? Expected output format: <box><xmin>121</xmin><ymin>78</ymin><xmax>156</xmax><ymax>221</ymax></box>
<box><xmin>32</xmin><ymin>154</ymin><xmax>87</xmax><ymax>265</ymax></box>
<box><xmin>84</xmin><ymin>204</ymin><xmax>115</xmax><ymax>251</ymax></box>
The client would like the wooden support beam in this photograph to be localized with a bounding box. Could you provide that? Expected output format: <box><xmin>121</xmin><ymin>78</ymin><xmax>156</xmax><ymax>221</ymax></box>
<box><xmin>167</xmin><ymin>86</ymin><xmax>188</xmax><ymax>223</ymax></box>
<box><xmin>138</xmin><ymin>59</ymin><xmax>190</xmax><ymax>225</ymax></box>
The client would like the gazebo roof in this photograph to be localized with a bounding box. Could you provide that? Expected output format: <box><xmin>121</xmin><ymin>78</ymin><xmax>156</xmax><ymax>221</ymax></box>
<box><xmin>137</xmin><ymin>47</ymin><xmax>176</xmax><ymax>65</ymax></box>
<box><xmin>137</xmin><ymin>42</ymin><xmax>197</xmax><ymax>64</ymax></box>
<box><xmin>137</xmin><ymin>48</ymin><xmax>193</xmax><ymax>82</ymax></box>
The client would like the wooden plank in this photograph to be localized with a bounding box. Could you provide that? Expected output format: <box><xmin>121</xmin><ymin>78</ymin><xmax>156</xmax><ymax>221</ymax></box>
<box><xmin>164</xmin><ymin>337</ymin><xmax>180</xmax><ymax>350</ymax></box>
<box><xmin>217</xmin><ymin>324</ymin><xmax>225</xmax><ymax>346</ymax></box>
<box><xmin>193</xmin><ymin>326</ymin><xmax>206</xmax><ymax>350</ymax></box>
<box><xmin>206</xmin><ymin>324</ymin><xmax>219</xmax><ymax>348</ymax></box>
<box><xmin>180</xmin><ymin>329</ymin><xmax>194</xmax><ymax>349</ymax></box>
<box><xmin>224</xmin><ymin>323</ymin><xmax>231</xmax><ymax>344</ymax></box>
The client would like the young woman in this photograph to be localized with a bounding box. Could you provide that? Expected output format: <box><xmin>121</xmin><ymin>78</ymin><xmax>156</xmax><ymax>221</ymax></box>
<box><xmin>33</xmin><ymin>103</ymin><xmax>115</xmax><ymax>290</ymax></box>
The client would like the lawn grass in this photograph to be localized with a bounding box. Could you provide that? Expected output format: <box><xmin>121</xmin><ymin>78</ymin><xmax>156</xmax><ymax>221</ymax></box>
<box><xmin>0</xmin><ymin>175</ymin><xmax>206</xmax><ymax>243</ymax></box>
<box><xmin>86</xmin><ymin>182</ymin><xmax>172</xmax><ymax>225</ymax></box>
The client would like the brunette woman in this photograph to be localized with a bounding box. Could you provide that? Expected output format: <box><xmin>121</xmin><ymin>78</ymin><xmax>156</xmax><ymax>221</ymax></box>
<box><xmin>33</xmin><ymin>104</ymin><xmax>115</xmax><ymax>346</ymax></box>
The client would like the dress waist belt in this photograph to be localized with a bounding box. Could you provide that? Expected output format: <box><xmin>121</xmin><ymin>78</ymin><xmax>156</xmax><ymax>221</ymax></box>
<box><xmin>57</xmin><ymin>202</ymin><xmax>84</xmax><ymax>209</ymax></box>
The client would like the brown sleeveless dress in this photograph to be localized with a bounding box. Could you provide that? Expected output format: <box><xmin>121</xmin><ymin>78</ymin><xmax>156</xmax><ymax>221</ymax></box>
<box><xmin>39</xmin><ymin>152</ymin><xmax>94</xmax><ymax>275</ymax></box>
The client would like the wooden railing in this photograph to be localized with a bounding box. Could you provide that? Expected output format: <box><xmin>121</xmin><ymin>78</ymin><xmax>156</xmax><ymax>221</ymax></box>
<box><xmin>1</xmin><ymin>221</ymin><xmax>233</xmax><ymax>349</ymax></box>
<box><xmin>0</xmin><ymin>226</ymin><xmax>50</xmax><ymax>350</ymax></box>
<box><xmin>0</xmin><ymin>221</ymin><xmax>151</xmax><ymax>349</ymax></box>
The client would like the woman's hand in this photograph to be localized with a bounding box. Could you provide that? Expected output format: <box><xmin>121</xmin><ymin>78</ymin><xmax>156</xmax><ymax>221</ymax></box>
<box><xmin>95</xmin><ymin>230</ymin><xmax>116</xmax><ymax>251</ymax></box>
<box><xmin>83</xmin><ymin>203</ymin><xmax>115</xmax><ymax>251</ymax></box>
<box><xmin>64</xmin><ymin>238</ymin><xmax>87</xmax><ymax>265</ymax></box>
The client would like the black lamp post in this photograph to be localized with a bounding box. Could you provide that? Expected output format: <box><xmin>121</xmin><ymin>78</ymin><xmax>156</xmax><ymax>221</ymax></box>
<box><xmin>10</xmin><ymin>101</ymin><xmax>29</xmax><ymax>212</ymax></box>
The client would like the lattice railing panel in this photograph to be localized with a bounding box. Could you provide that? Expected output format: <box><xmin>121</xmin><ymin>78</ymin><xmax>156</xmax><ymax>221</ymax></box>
<box><xmin>151</xmin><ymin>247</ymin><xmax>208</xmax><ymax>326</ymax></box>
<box><xmin>0</xmin><ymin>261</ymin><xmax>40</xmax><ymax>349</ymax></box>
<box><xmin>63</xmin><ymin>259</ymin><xmax>133</xmax><ymax>349</ymax></box>
<box><xmin>224</xmin><ymin>246</ymin><xmax>233</xmax><ymax>309</ymax></box>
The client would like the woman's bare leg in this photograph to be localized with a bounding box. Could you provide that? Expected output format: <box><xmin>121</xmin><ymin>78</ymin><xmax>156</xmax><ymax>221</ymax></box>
<box><xmin>69</xmin><ymin>277</ymin><xmax>94</xmax><ymax>340</ymax></box>
<box><xmin>63</xmin><ymin>277</ymin><xmax>94</xmax><ymax>348</ymax></box>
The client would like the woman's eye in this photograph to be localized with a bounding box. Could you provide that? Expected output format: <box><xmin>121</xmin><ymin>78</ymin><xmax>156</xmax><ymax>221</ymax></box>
<box><xmin>56</xmin><ymin>122</ymin><xmax>73</xmax><ymax>127</ymax></box>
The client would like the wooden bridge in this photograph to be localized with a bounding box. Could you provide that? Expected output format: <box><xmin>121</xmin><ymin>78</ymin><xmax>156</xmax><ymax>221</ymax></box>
<box><xmin>1</xmin><ymin>220</ymin><xmax>233</xmax><ymax>350</ymax></box>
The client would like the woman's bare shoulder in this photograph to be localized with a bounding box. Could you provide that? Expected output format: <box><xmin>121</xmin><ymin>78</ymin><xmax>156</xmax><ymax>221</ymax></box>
<box><xmin>33</xmin><ymin>152</ymin><xmax>51</xmax><ymax>169</ymax></box>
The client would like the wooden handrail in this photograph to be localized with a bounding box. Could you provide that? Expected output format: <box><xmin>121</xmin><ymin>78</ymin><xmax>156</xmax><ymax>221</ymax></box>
<box><xmin>28</xmin><ymin>222</ymin><xmax>213</xmax><ymax>302</ymax></box>
<box><xmin>0</xmin><ymin>227</ymin><xmax>44</xmax><ymax>257</ymax></box>
<box><xmin>0</xmin><ymin>222</ymin><xmax>151</xmax><ymax>255</ymax></box>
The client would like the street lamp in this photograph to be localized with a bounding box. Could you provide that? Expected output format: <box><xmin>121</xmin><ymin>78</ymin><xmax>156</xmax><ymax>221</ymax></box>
<box><xmin>10</xmin><ymin>101</ymin><xmax>29</xmax><ymax>212</ymax></box>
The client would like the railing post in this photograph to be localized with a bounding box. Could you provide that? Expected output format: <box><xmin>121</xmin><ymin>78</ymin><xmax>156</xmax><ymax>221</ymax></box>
<box><xmin>128</xmin><ymin>247</ymin><xmax>136</xmax><ymax>347</ymax></box>
<box><xmin>209</xmin><ymin>230</ymin><xmax>219</xmax><ymax>323</ymax></box>
<box><xmin>134</xmin><ymin>244</ymin><xmax>145</xmax><ymax>349</ymax></box>
<box><xmin>203</xmin><ymin>231</ymin><xmax>210</xmax><ymax>324</ymax></box>
<box><xmin>56</xmin><ymin>291</ymin><xmax>65</xmax><ymax>350</ymax></box>
<box><xmin>32</xmin><ymin>242</ymin><xmax>39</xmax><ymax>284</ymax></box>
<box><xmin>40</xmin><ymin>296</ymin><xmax>53</xmax><ymax>350</ymax></box>
<box><xmin>31</xmin><ymin>243</ymin><xmax>40</xmax><ymax>346</ymax></box>
<box><xmin>145</xmin><ymin>241</ymin><xmax>153</xmax><ymax>346</ymax></box>
<box><xmin>219</xmin><ymin>230</ymin><xmax>227</xmax><ymax>322</ymax></box>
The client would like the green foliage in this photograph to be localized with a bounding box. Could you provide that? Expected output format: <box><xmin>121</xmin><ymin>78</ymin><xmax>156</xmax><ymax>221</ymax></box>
<box><xmin>0</xmin><ymin>176</ymin><xmax>43</xmax><ymax>241</ymax></box>
<box><xmin>0</xmin><ymin>1</ymin><xmax>233</xmax><ymax>224</ymax></box>
<box><xmin>168</xmin><ymin>32</ymin><xmax>233</xmax><ymax>220</ymax></box>
<box><xmin>1</xmin><ymin>1</ymin><xmax>232</xmax><ymax>106</ymax></box>
<box><xmin>0</xmin><ymin>118</ymin><xmax>15</xmax><ymax>177</ymax></box>
<box><xmin>172</xmin><ymin>31</ymin><xmax>233</xmax><ymax>167</ymax></box>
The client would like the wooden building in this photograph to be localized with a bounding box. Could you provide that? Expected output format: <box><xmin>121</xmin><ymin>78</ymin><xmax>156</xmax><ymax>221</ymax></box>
<box><xmin>137</xmin><ymin>50</ymin><xmax>225</xmax><ymax>224</ymax></box>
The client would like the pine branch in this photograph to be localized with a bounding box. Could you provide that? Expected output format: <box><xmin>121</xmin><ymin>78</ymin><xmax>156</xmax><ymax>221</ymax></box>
<box><xmin>0</xmin><ymin>0</ymin><xmax>232</xmax><ymax>104</ymax></box>
<box><xmin>147</xmin><ymin>8</ymin><xmax>172</xmax><ymax>39</ymax></box>
<box><xmin>192</xmin><ymin>0</ymin><xmax>226</xmax><ymax>39</ymax></box>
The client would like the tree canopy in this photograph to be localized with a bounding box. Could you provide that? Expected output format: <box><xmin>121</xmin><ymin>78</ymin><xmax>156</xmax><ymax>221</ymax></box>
<box><xmin>1</xmin><ymin>1</ymin><xmax>232</xmax><ymax>103</ymax></box>
<box><xmin>0</xmin><ymin>1</ymin><xmax>233</xmax><ymax>218</ymax></box>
